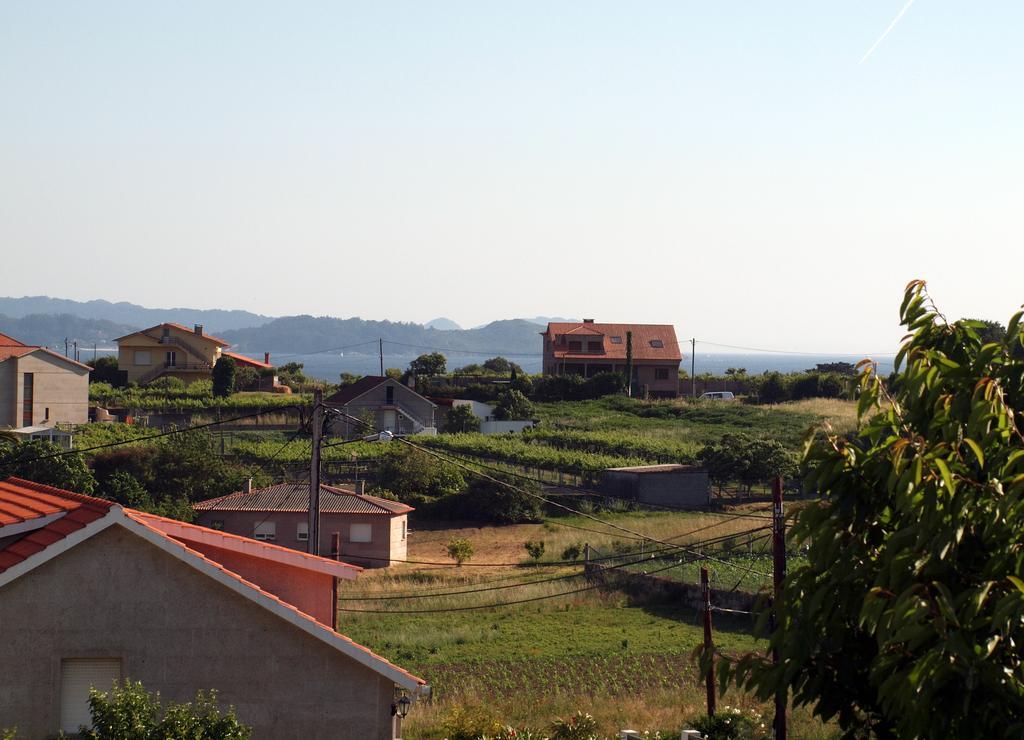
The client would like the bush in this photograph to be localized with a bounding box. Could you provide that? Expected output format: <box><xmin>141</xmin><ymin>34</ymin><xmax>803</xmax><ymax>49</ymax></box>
<box><xmin>550</xmin><ymin>711</ymin><xmax>598</xmax><ymax>740</ymax></box>
<box><xmin>458</xmin><ymin>475</ymin><xmax>543</xmax><ymax>524</ymax></box>
<box><xmin>446</xmin><ymin>538</ymin><xmax>474</xmax><ymax>566</ymax></box>
<box><xmin>0</xmin><ymin>440</ymin><xmax>96</xmax><ymax>493</ymax></box>
<box><xmin>561</xmin><ymin>542</ymin><xmax>583</xmax><ymax>561</ymax></box>
<box><xmin>523</xmin><ymin>539</ymin><xmax>545</xmax><ymax>562</ymax></box>
<box><xmin>493</xmin><ymin>389</ymin><xmax>533</xmax><ymax>421</ymax></box>
<box><xmin>445</xmin><ymin>404</ymin><xmax>482</xmax><ymax>433</ymax></box>
<box><xmin>439</xmin><ymin>704</ymin><xmax>502</xmax><ymax>740</ymax></box>
<box><xmin>82</xmin><ymin>680</ymin><xmax>251</xmax><ymax>739</ymax></box>
<box><xmin>688</xmin><ymin>707</ymin><xmax>760</xmax><ymax>739</ymax></box>
<box><xmin>376</xmin><ymin>446</ymin><xmax>466</xmax><ymax>501</ymax></box>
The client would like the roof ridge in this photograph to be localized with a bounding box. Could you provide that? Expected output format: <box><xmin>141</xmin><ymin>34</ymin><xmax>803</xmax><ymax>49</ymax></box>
<box><xmin>2</xmin><ymin>477</ymin><xmax>115</xmax><ymax>510</ymax></box>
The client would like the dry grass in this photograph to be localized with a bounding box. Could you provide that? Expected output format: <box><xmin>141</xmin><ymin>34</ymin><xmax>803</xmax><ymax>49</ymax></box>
<box><xmin>777</xmin><ymin>398</ymin><xmax>858</xmax><ymax>436</ymax></box>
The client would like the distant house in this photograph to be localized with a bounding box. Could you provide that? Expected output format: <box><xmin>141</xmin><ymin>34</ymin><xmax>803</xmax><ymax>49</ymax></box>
<box><xmin>0</xmin><ymin>332</ymin><xmax>90</xmax><ymax>428</ymax></box>
<box><xmin>194</xmin><ymin>482</ymin><xmax>412</xmax><ymax>568</ymax></box>
<box><xmin>114</xmin><ymin>323</ymin><xmax>275</xmax><ymax>387</ymax></box>
<box><xmin>326</xmin><ymin>376</ymin><xmax>437</xmax><ymax>436</ymax></box>
<box><xmin>433</xmin><ymin>398</ymin><xmax>535</xmax><ymax>434</ymax></box>
<box><xmin>541</xmin><ymin>320</ymin><xmax>682</xmax><ymax>398</ymax></box>
<box><xmin>0</xmin><ymin>477</ymin><xmax>427</xmax><ymax>738</ymax></box>
<box><xmin>600</xmin><ymin>464</ymin><xmax>710</xmax><ymax>508</ymax></box>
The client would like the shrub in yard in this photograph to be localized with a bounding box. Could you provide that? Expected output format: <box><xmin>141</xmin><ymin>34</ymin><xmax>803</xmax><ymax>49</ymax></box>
<box><xmin>82</xmin><ymin>680</ymin><xmax>250</xmax><ymax>739</ymax></box>
<box><xmin>549</xmin><ymin>711</ymin><xmax>598</xmax><ymax>740</ymax></box>
<box><xmin>439</xmin><ymin>704</ymin><xmax>502</xmax><ymax>740</ymax></box>
<box><xmin>446</xmin><ymin>538</ymin><xmax>474</xmax><ymax>566</ymax></box>
<box><xmin>560</xmin><ymin>542</ymin><xmax>583</xmax><ymax>561</ymax></box>
<box><xmin>523</xmin><ymin>539</ymin><xmax>545</xmax><ymax>563</ymax></box>
<box><xmin>445</xmin><ymin>404</ymin><xmax>482</xmax><ymax>433</ymax></box>
<box><xmin>688</xmin><ymin>706</ymin><xmax>760</xmax><ymax>739</ymax></box>
<box><xmin>458</xmin><ymin>475</ymin><xmax>543</xmax><ymax>524</ymax></box>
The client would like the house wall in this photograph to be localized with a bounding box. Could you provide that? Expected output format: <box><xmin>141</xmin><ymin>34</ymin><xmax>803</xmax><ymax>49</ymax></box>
<box><xmin>601</xmin><ymin>469</ymin><xmax>710</xmax><ymax>508</ymax></box>
<box><xmin>328</xmin><ymin>380</ymin><xmax>436</xmax><ymax>435</ymax></box>
<box><xmin>0</xmin><ymin>525</ymin><xmax>400</xmax><ymax>740</ymax></box>
<box><xmin>541</xmin><ymin>355</ymin><xmax>679</xmax><ymax>398</ymax></box>
<box><xmin>0</xmin><ymin>353</ymin><xmax>89</xmax><ymax>428</ymax></box>
<box><xmin>479</xmin><ymin>420</ymin><xmax>535</xmax><ymax>434</ymax></box>
<box><xmin>169</xmin><ymin>539</ymin><xmax>336</xmax><ymax>626</ymax></box>
<box><xmin>194</xmin><ymin>510</ymin><xmax>404</xmax><ymax>568</ymax></box>
<box><xmin>117</xmin><ymin>327</ymin><xmax>222</xmax><ymax>385</ymax></box>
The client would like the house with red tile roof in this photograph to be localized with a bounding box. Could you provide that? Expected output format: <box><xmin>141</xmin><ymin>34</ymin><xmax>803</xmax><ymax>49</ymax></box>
<box><xmin>114</xmin><ymin>323</ymin><xmax>276</xmax><ymax>388</ymax></box>
<box><xmin>194</xmin><ymin>481</ymin><xmax>413</xmax><ymax>567</ymax></box>
<box><xmin>0</xmin><ymin>332</ymin><xmax>91</xmax><ymax>427</ymax></box>
<box><xmin>541</xmin><ymin>320</ymin><xmax>682</xmax><ymax>398</ymax></box>
<box><xmin>0</xmin><ymin>477</ymin><xmax>427</xmax><ymax>738</ymax></box>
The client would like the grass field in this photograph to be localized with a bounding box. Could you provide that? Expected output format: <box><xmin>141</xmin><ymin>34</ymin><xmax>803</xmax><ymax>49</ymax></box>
<box><xmin>340</xmin><ymin>512</ymin><xmax>824</xmax><ymax>739</ymax></box>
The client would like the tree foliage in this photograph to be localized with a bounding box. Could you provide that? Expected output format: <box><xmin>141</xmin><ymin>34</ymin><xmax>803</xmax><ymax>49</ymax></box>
<box><xmin>445</xmin><ymin>404</ymin><xmax>481</xmax><ymax>434</ymax></box>
<box><xmin>446</xmin><ymin>538</ymin><xmax>474</xmax><ymax>566</ymax></box>
<box><xmin>723</xmin><ymin>281</ymin><xmax>1024</xmax><ymax>737</ymax></box>
<box><xmin>409</xmin><ymin>352</ymin><xmax>447</xmax><ymax>376</ymax></box>
<box><xmin>0</xmin><ymin>440</ymin><xmax>96</xmax><ymax>493</ymax></box>
<box><xmin>376</xmin><ymin>445</ymin><xmax>465</xmax><ymax>500</ymax></box>
<box><xmin>211</xmin><ymin>356</ymin><xmax>236</xmax><ymax>398</ymax></box>
<box><xmin>82</xmin><ymin>680</ymin><xmax>250</xmax><ymax>739</ymax></box>
<box><xmin>493</xmin><ymin>389</ymin><xmax>534</xmax><ymax>421</ymax></box>
<box><xmin>698</xmin><ymin>434</ymin><xmax>795</xmax><ymax>492</ymax></box>
<box><xmin>89</xmin><ymin>355</ymin><xmax>127</xmax><ymax>387</ymax></box>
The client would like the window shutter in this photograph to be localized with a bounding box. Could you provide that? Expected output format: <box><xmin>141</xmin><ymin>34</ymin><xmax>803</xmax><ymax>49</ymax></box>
<box><xmin>60</xmin><ymin>658</ymin><xmax>122</xmax><ymax>733</ymax></box>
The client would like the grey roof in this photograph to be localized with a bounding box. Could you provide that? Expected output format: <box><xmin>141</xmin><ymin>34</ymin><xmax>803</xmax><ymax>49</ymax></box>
<box><xmin>194</xmin><ymin>483</ymin><xmax>413</xmax><ymax>515</ymax></box>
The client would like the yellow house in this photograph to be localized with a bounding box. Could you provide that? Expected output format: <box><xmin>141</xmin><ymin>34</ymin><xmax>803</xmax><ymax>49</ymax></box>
<box><xmin>0</xmin><ymin>333</ymin><xmax>90</xmax><ymax>428</ymax></box>
<box><xmin>115</xmin><ymin>323</ymin><xmax>230</xmax><ymax>385</ymax></box>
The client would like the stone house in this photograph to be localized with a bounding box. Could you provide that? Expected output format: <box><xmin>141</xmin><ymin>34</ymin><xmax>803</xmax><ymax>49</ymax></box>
<box><xmin>326</xmin><ymin>376</ymin><xmax>437</xmax><ymax>436</ymax></box>
<box><xmin>0</xmin><ymin>477</ymin><xmax>427</xmax><ymax>738</ymax></box>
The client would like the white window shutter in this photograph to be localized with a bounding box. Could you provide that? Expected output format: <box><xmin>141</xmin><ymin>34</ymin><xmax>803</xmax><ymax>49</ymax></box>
<box><xmin>60</xmin><ymin>658</ymin><xmax>122</xmax><ymax>733</ymax></box>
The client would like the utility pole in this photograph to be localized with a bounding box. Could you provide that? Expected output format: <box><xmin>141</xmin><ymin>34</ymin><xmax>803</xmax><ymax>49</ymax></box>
<box><xmin>691</xmin><ymin>338</ymin><xmax>696</xmax><ymax>398</ymax></box>
<box><xmin>309</xmin><ymin>388</ymin><xmax>324</xmax><ymax>556</ymax></box>
<box><xmin>771</xmin><ymin>476</ymin><xmax>787</xmax><ymax>740</ymax></box>
<box><xmin>701</xmin><ymin>566</ymin><xmax>716</xmax><ymax>717</ymax></box>
<box><xmin>64</xmin><ymin>338</ymin><xmax>69</xmax><ymax>357</ymax></box>
<box><xmin>379</xmin><ymin>338</ymin><xmax>384</xmax><ymax>376</ymax></box>
<box><xmin>625</xmin><ymin>331</ymin><xmax>633</xmax><ymax>397</ymax></box>
<box><xmin>93</xmin><ymin>342</ymin><xmax>97</xmax><ymax>362</ymax></box>
<box><xmin>73</xmin><ymin>341</ymin><xmax>78</xmax><ymax>362</ymax></box>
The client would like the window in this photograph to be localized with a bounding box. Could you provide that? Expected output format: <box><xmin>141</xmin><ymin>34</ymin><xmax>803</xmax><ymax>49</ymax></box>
<box><xmin>61</xmin><ymin>658</ymin><xmax>122</xmax><ymax>733</ymax></box>
<box><xmin>22</xmin><ymin>373</ymin><xmax>33</xmax><ymax>427</ymax></box>
<box><xmin>649</xmin><ymin>339</ymin><xmax>664</xmax><ymax>348</ymax></box>
<box><xmin>44</xmin><ymin>407</ymin><xmax>50</xmax><ymax>420</ymax></box>
<box><xmin>165</xmin><ymin>351</ymin><xmax>176</xmax><ymax>367</ymax></box>
<box><xmin>610</xmin><ymin>336</ymin><xmax>622</xmax><ymax>344</ymax></box>
<box><xmin>385</xmin><ymin>385</ymin><xmax>394</xmax><ymax>405</ymax></box>
<box><xmin>350</xmin><ymin>523</ymin><xmax>372</xmax><ymax>543</ymax></box>
<box><xmin>587</xmin><ymin>341</ymin><xmax>603</xmax><ymax>352</ymax></box>
<box><xmin>401</xmin><ymin>520</ymin><xmax>407</xmax><ymax>540</ymax></box>
<box><xmin>253</xmin><ymin>521</ymin><xmax>276</xmax><ymax>540</ymax></box>
<box><xmin>655</xmin><ymin>368</ymin><xmax>670</xmax><ymax>380</ymax></box>
<box><xmin>134</xmin><ymin>350</ymin><xmax>151</xmax><ymax>365</ymax></box>
<box><xmin>568</xmin><ymin>341</ymin><xmax>582</xmax><ymax>351</ymax></box>
<box><xmin>297</xmin><ymin>521</ymin><xmax>309</xmax><ymax>541</ymax></box>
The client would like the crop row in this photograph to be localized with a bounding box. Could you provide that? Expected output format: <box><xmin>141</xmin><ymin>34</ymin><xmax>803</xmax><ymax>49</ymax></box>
<box><xmin>419</xmin><ymin>433</ymin><xmax>654</xmax><ymax>472</ymax></box>
<box><xmin>521</xmin><ymin>428</ymin><xmax>700</xmax><ymax>464</ymax></box>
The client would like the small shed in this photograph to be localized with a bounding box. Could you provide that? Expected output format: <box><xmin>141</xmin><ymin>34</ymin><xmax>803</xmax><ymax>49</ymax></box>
<box><xmin>600</xmin><ymin>464</ymin><xmax>710</xmax><ymax>508</ymax></box>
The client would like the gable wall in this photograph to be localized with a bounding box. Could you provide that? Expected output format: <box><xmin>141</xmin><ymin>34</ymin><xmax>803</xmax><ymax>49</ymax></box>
<box><xmin>0</xmin><ymin>525</ymin><xmax>398</xmax><ymax>739</ymax></box>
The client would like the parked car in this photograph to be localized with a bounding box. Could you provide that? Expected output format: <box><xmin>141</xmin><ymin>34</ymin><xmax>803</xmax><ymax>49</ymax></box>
<box><xmin>699</xmin><ymin>391</ymin><xmax>735</xmax><ymax>400</ymax></box>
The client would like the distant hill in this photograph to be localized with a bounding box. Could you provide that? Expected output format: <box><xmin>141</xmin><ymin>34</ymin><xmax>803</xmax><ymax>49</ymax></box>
<box><xmin>424</xmin><ymin>317</ymin><xmax>462</xmax><ymax>331</ymax></box>
<box><xmin>0</xmin><ymin>296</ymin><xmax>271</xmax><ymax>333</ymax></box>
<box><xmin>221</xmin><ymin>316</ymin><xmax>542</xmax><ymax>357</ymax></box>
<box><xmin>0</xmin><ymin>313</ymin><xmax>137</xmax><ymax>351</ymax></box>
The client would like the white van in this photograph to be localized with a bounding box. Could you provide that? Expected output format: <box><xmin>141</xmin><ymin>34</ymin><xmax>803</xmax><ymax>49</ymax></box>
<box><xmin>699</xmin><ymin>391</ymin><xmax>735</xmax><ymax>401</ymax></box>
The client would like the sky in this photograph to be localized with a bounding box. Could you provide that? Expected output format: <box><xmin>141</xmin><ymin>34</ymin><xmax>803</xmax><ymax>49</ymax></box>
<box><xmin>2</xmin><ymin>1</ymin><xmax>1022</xmax><ymax>354</ymax></box>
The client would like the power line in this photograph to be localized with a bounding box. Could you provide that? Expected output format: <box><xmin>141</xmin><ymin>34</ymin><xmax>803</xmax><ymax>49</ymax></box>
<box><xmin>691</xmin><ymin>339</ymin><xmax>895</xmax><ymax>358</ymax></box>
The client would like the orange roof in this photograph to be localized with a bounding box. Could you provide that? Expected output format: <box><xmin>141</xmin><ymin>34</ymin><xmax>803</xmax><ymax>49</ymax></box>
<box><xmin>0</xmin><ymin>333</ymin><xmax>27</xmax><ymax>346</ymax></box>
<box><xmin>0</xmin><ymin>333</ymin><xmax>94</xmax><ymax>369</ymax></box>
<box><xmin>222</xmin><ymin>351</ymin><xmax>273</xmax><ymax>369</ymax></box>
<box><xmin>0</xmin><ymin>478</ymin><xmax>113</xmax><ymax>572</ymax></box>
<box><xmin>115</xmin><ymin>323</ymin><xmax>230</xmax><ymax>347</ymax></box>
<box><xmin>543</xmin><ymin>322</ymin><xmax>682</xmax><ymax>362</ymax></box>
<box><xmin>0</xmin><ymin>477</ymin><xmax>426</xmax><ymax>689</ymax></box>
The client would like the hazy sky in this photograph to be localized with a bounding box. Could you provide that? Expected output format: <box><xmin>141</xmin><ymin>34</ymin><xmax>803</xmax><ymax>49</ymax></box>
<box><xmin>2</xmin><ymin>2</ymin><xmax>1022</xmax><ymax>354</ymax></box>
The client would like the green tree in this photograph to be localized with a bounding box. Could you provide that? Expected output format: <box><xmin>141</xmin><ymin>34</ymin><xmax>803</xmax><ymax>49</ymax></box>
<box><xmin>338</xmin><ymin>372</ymin><xmax>361</xmax><ymax>387</ymax></box>
<box><xmin>523</xmin><ymin>539</ymin><xmax>545</xmax><ymax>563</ymax></box>
<box><xmin>724</xmin><ymin>281</ymin><xmax>1024</xmax><ymax>737</ymax></box>
<box><xmin>493</xmin><ymin>389</ymin><xmax>533</xmax><ymax>421</ymax></box>
<box><xmin>82</xmin><ymin>680</ymin><xmax>251</xmax><ymax>739</ymax></box>
<box><xmin>445</xmin><ymin>404</ymin><xmax>481</xmax><ymax>434</ymax></box>
<box><xmin>757</xmin><ymin>371</ymin><xmax>788</xmax><ymax>403</ymax></box>
<box><xmin>446</xmin><ymin>538</ymin><xmax>474</xmax><ymax>566</ymax></box>
<box><xmin>211</xmin><ymin>356</ymin><xmax>236</xmax><ymax>398</ymax></box>
<box><xmin>409</xmin><ymin>352</ymin><xmax>446</xmax><ymax>376</ymax></box>
<box><xmin>376</xmin><ymin>446</ymin><xmax>465</xmax><ymax>500</ymax></box>
<box><xmin>89</xmin><ymin>355</ymin><xmax>126</xmax><ymax>387</ymax></box>
<box><xmin>459</xmin><ymin>475</ymin><xmax>543</xmax><ymax>524</ymax></box>
<box><xmin>233</xmin><ymin>367</ymin><xmax>259</xmax><ymax>392</ymax></box>
<box><xmin>0</xmin><ymin>440</ymin><xmax>96</xmax><ymax>493</ymax></box>
<box><xmin>482</xmin><ymin>356</ymin><xmax>511</xmax><ymax>373</ymax></box>
<box><xmin>961</xmin><ymin>317</ymin><xmax>1007</xmax><ymax>345</ymax></box>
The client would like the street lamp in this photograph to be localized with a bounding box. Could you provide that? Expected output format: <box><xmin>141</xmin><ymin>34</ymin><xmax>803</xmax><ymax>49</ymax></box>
<box><xmin>391</xmin><ymin>690</ymin><xmax>411</xmax><ymax>719</ymax></box>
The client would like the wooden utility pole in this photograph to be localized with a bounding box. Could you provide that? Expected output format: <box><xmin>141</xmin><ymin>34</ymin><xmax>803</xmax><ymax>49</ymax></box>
<box><xmin>625</xmin><ymin>332</ymin><xmax>634</xmax><ymax>397</ymax></box>
<box><xmin>379</xmin><ymin>338</ymin><xmax>384</xmax><ymax>376</ymax></box>
<box><xmin>701</xmin><ymin>566</ymin><xmax>716</xmax><ymax>717</ymax></box>
<box><xmin>690</xmin><ymin>338</ymin><xmax>696</xmax><ymax>398</ymax></box>
<box><xmin>771</xmin><ymin>476</ymin><xmax>787</xmax><ymax>739</ymax></box>
<box><xmin>308</xmin><ymin>388</ymin><xmax>324</xmax><ymax>556</ymax></box>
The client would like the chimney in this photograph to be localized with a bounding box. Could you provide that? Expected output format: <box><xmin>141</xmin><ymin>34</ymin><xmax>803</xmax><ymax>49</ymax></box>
<box><xmin>583</xmin><ymin>318</ymin><xmax>595</xmax><ymax>324</ymax></box>
<box><xmin>264</xmin><ymin>352</ymin><xmax>271</xmax><ymax>365</ymax></box>
<box><xmin>194</xmin><ymin>324</ymin><xmax>204</xmax><ymax>336</ymax></box>
<box><xmin>356</xmin><ymin>480</ymin><xmax>366</xmax><ymax>495</ymax></box>
<box><xmin>244</xmin><ymin>477</ymin><xmax>252</xmax><ymax>494</ymax></box>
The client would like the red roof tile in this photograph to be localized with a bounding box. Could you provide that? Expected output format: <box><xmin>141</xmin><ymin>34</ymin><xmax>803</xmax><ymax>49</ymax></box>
<box><xmin>222</xmin><ymin>351</ymin><xmax>273</xmax><ymax>369</ymax></box>
<box><xmin>195</xmin><ymin>483</ymin><xmax>413</xmax><ymax>515</ymax></box>
<box><xmin>0</xmin><ymin>478</ymin><xmax>114</xmax><ymax>573</ymax></box>
<box><xmin>0</xmin><ymin>333</ymin><xmax>27</xmax><ymax>346</ymax></box>
<box><xmin>115</xmin><ymin>323</ymin><xmax>231</xmax><ymax>347</ymax></box>
<box><xmin>543</xmin><ymin>322</ymin><xmax>682</xmax><ymax>362</ymax></box>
